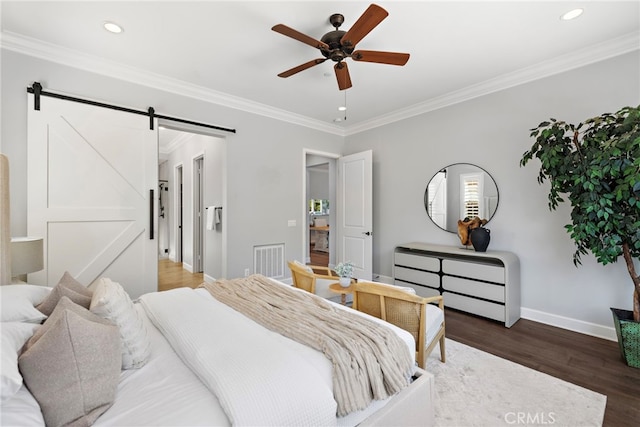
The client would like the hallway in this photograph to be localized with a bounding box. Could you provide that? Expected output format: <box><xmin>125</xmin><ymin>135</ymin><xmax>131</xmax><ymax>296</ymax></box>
<box><xmin>158</xmin><ymin>259</ymin><xmax>204</xmax><ymax>291</ymax></box>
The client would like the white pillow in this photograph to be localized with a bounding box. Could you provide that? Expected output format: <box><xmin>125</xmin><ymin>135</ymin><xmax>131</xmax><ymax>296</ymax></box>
<box><xmin>0</xmin><ymin>385</ymin><xmax>45</xmax><ymax>426</ymax></box>
<box><xmin>90</xmin><ymin>278</ymin><xmax>151</xmax><ymax>369</ymax></box>
<box><xmin>1</xmin><ymin>322</ymin><xmax>39</xmax><ymax>401</ymax></box>
<box><xmin>0</xmin><ymin>285</ymin><xmax>51</xmax><ymax>323</ymax></box>
<box><xmin>293</xmin><ymin>259</ymin><xmax>313</xmax><ymax>273</ymax></box>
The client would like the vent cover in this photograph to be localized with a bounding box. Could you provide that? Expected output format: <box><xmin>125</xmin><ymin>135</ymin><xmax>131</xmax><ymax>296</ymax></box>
<box><xmin>253</xmin><ymin>244</ymin><xmax>285</xmax><ymax>279</ymax></box>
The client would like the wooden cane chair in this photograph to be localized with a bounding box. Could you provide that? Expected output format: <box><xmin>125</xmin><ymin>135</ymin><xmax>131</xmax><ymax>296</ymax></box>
<box><xmin>287</xmin><ymin>260</ymin><xmax>338</xmax><ymax>296</ymax></box>
<box><xmin>352</xmin><ymin>281</ymin><xmax>446</xmax><ymax>369</ymax></box>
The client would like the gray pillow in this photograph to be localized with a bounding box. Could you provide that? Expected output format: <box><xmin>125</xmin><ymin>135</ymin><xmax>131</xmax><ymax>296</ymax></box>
<box><xmin>25</xmin><ymin>296</ymin><xmax>114</xmax><ymax>353</ymax></box>
<box><xmin>36</xmin><ymin>271</ymin><xmax>92</xmax><ymax>316</ymax></box>
<box><xmin>19</xmin><ymin>297</ymin><xmax>121</xmax><ymax>427</ymax></box>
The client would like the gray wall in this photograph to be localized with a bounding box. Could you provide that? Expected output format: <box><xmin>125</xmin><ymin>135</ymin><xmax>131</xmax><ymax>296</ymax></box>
<box><xmin>343</xmin><ymin>51</ymin><xmax>640</xmax><ymax>337</ymax></box>
<box><xmin>0</xmin><ymin>50</ymin><xmax>343</xmax><ymax>281</ymax></box>
<box><xmin>2</xmin><ymin>47</ymin><xmax>639</xmax><ymax>338</ymax></box>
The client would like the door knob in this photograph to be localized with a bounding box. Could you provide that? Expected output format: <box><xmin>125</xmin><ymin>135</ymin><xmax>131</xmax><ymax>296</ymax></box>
<box><xmin>363</xmin><ymin>231</ymin><xmax>372</xmax><ymax>236</ymax></box>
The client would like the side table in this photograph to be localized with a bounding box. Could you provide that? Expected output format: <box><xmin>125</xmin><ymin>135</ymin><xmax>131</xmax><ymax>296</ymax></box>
<box><xmin>329</xmin><ymin>282</ymin><xmax>355</xmax><ymax>305</ymax></box>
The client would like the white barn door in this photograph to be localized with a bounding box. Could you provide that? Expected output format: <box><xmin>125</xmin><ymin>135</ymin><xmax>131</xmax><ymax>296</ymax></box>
<box><xmin>337</xmin><ymin>150</ymin><xmax>372</xmax><ymax>280</ymax></box>
<box><xmin>27</xmin><ymin>95</ymin><xmax>158</xmax><ymax>298</ymax></box>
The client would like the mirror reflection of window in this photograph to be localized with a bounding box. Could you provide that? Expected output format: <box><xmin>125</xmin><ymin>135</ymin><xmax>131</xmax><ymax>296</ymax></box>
<box><xmin>427</xmin><ymin>171</ymin><xmax>447</xmax><ymax>229</ymax></box>
<box><xmin>460</xmin><ymin>173</ymin><xmax>483</xmax><ymax>219</ymax></box>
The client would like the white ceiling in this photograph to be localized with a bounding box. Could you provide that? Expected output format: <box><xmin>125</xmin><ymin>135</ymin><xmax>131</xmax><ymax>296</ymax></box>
<box><xmin>2</xmin><ymin>1</ymin><xmax>639</xmax><ymax>139</ymax></box>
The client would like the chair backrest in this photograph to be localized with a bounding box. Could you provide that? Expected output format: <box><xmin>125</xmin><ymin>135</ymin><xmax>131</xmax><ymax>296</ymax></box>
<box><xmin>353</xmin><ymin>282</ymin><xmax>427</xmax><ymax>352</ymax></box>
<box><xmin>287</xmin><ymin>260</ymin><xmax>316</xmax><ymax>294</ymax></box>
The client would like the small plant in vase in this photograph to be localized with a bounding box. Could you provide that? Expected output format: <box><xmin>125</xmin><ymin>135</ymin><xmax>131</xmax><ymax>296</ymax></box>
<box><xmin>334</xmin><ymin>261</ymin><xmax>354</xmax><ymax>287</ymax></box>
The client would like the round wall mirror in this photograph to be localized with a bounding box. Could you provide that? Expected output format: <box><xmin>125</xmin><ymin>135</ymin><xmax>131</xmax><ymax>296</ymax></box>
<box><xmin>424</xmin><ymin>163</ymin><xmax>499</xmax><ymax>233</ymax></box>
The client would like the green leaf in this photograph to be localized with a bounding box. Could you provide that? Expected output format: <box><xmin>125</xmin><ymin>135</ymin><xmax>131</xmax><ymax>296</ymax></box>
<box><xmin>521</xmin><ymin>105</ymin><xmax>640</xmax><ymax>279</ymax></box>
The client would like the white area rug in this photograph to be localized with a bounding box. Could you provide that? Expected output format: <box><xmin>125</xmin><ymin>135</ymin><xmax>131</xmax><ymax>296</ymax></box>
<box><xmin>426</xmin><ymin>339</ymin><xmax>606</xmax><ymax>426</ymax></box>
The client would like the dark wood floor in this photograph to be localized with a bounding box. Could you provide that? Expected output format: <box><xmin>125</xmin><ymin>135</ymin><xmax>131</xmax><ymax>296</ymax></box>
<box><xmin>309</xmin><ymin>247</ymin><xmax>329</xmax><ymax>266</ymax></box>
<box><xmin>445</xmin><ymin>308</ymin><xmax>640</xmax><ymax>427</ymax></box>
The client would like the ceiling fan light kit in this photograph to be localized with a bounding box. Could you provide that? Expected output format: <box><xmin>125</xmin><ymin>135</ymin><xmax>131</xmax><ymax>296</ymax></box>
<box><xmin>272</xmin><ymin>3</ymin><xmax>410</xmax><ymax>90</ymax></box>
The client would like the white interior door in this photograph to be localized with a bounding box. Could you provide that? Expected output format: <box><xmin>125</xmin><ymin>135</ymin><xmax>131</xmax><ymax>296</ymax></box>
<box><xmin>27</xmin><ymin>95</ymin><xmax>158</xmax><ymax>298</ymax></box>
<box><xmin>337</xmin><ymin>150</ymin><xmax>372</xmax><ymax>280</ymax></box>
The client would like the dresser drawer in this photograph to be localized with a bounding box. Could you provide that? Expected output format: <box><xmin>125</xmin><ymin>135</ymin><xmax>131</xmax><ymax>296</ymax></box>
<box><xmin>443</xmin><ymin>292</ymin><xmax>506</xmax><ymax>322</ymax></box>
<box><xmin>394</xmin><ymin>243</ymin><xmax>520</xmax><ymax>328</ymax></box>
<box><xmin>394</xmin><ymin>266</ymin><xmax>439</xmax><ymax>288</ymax></box>
<box><xmin>395</xmin><ymin>252</ymin><xmax>439</xmax><ymax>272</ymax></box>
<box><xmin>442</xmin><ymin>259</ymin><xmax>505</xmax><ymax>284</ymax></box>
<box><xmin>442</xmin><ymin>276</ymin><xmax>505</xmax><ymax>303</ymax></box>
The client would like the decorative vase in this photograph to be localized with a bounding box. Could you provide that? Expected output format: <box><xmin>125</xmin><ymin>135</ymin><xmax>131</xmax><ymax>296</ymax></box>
<box><xmin>611</xmin><ymin>308</ymin><xmax>640</xmax><ymax>368</ymax></box>
<box><xmin>339</xmin><ymin>277</ymin><xmax>351</xmax><ymax>287</ymax></box>
<box><xmin>470</xmin><ymin>227</ymin><xmax>490</xmax><ymax>252</ymax></box>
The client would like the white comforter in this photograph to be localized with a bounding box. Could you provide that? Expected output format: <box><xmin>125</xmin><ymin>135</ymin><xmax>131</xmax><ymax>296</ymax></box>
<box><xmin>140</xmin><ymin>287</ymin><xmax>338</xmax><ymax>427</ymax></box>
<box><xmin>139</xmin><ymin>285</ymin><xmax>417</xmax><ymax>427</ymax></box>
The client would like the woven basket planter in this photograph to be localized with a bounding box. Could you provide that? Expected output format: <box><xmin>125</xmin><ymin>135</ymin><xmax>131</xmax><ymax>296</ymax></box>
<box><xmin>611</xmin><ymin>308</ymin><xmax>640</xmax><ymax>368</ymax></box>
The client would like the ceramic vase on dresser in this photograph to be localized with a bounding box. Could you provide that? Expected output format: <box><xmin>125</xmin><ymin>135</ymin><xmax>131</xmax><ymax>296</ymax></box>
<box><xmin>470</xmin><ymin>227</ymin><xmax>491</xmax><ymax>252</ymax></box>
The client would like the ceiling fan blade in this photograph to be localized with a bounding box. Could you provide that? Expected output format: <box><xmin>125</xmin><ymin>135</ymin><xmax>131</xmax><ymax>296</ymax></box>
<box><xmin>272</xmin><ymin>24</ymin><xmax>329</xmax><ymax>50</ymax></box>
<box><xmin>351</xmin><ymin>50</ymin><xmax>410</xmax><ymax>66</ymax></box>
<box><xmin>340</xmin><ymin>4</ymin><xmax>388</xmax><ymax>48</ymax></box>
<box><xmin>277</xmin><ymin>58</ymin><xmax>327</xmax><ymax>78</ymax></box>
<box><xmin>334</xmin><ymin>62</ymin><xmax>352</xmax><ymax>91</ymax></box>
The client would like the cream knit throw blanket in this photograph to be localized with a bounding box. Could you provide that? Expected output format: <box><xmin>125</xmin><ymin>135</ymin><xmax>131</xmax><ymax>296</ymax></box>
<box><xmin>201</xmin><ymin>275</ymin><xmax>413</xmax><ymax>416</ymax></box>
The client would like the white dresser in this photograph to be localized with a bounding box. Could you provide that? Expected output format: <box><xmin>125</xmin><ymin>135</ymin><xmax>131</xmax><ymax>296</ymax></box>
<box><xmin>394</xmin><ymin>242</ymin><xmax>521</xmax><ymax>327</ymax></box>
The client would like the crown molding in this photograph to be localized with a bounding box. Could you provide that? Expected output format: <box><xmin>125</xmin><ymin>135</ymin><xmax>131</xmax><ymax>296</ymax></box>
<box><xmin>344</xmin><ymin>31</ymin><xmax>640</xmax><ymax>136</ymax></box>
<box><xmin>2</xmin><ymin>30</ymin><xmax>637</xmax><ymax>138</ymax></box>
<box><xmin>0</xmin><ymin>31</ymin><xmax>346</xmax><ymax>137</ymax></box>
<box><xmin>161</xmin><ymin>131</ymin><xmax>194</xmax><ymax>156</ymax></box>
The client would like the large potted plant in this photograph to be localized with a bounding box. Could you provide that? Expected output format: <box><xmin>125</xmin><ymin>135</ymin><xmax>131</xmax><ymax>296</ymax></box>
<box><xmin>520</xmin><ymin>105</ymin><xmax>640</xmax><ymax>367</ymax></box>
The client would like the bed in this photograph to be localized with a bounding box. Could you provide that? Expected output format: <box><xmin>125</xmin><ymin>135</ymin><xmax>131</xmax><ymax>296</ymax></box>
<box><xmin>0</xmin><ymin>153</ymin><xmax>434</xmax><ymax>426</ymax></box>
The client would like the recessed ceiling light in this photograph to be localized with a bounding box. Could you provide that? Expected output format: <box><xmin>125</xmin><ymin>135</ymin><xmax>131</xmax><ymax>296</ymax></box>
<box><xmin>103</xmin><ymin>21</ymin><xmax>123</xmax><ymax>34</ymax></box>
<box><xmin>338</xmin><ymin>106</ymin><xmax>347</xmax><ymax>111</ymax></box>
<box><xmin>560</xmin><ymin>8</ymin><xmax>583</xmax><ymax>21</ymax></box>
<box><xmin>333</xmin><ymin>118</ymin><xmax>343</xmax><ymax>122</ymax></box>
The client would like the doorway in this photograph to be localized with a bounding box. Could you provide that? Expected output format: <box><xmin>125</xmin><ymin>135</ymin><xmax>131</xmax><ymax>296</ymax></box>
<box><xmin>157</xmin><ymin>126</ymin><xmax>226</xmax><ymax>289</ymax></box>
<box><xmin>304</xmin><ymin>151</ymin><xmax>338</xmax><ymax>267</ymax></box>
<box><xmin>193</xmin><ymin>156</ymin><xmax>204</xmax><ymax>273</ymax></box>
<box><xmin>302</xmin><ymin>150</ymin><xmax>374</xmax><ymax>280</ymax></box>
<box><xmin>175</xmin><ymin>164</ymin><xmax>184</xmax><ymax>263</ymax></box>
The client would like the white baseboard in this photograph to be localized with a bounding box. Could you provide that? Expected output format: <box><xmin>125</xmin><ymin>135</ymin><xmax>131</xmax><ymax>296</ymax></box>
<box><xmin>373</xmin><ymin>274</ymin><xmax>394</xmax><ymax>284</ymax></box>
<box><xmin>203</xmin><ymin>273</ymin><xmax>215</xmax><ymax>284</ymax></box>
<box><xmin>521</xmin><ymin>307</ymin><xmax>617</xmax><ymax>341</ymax></box>
<box><xmin>182</xmin><ymin>262</ymin><xmax>193</xmax><ymax>273</ymax></box>
<box><xmin>373</xmin><ymin>273</ymin><xmax>617</xmax><ymax>342</ymax></box>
